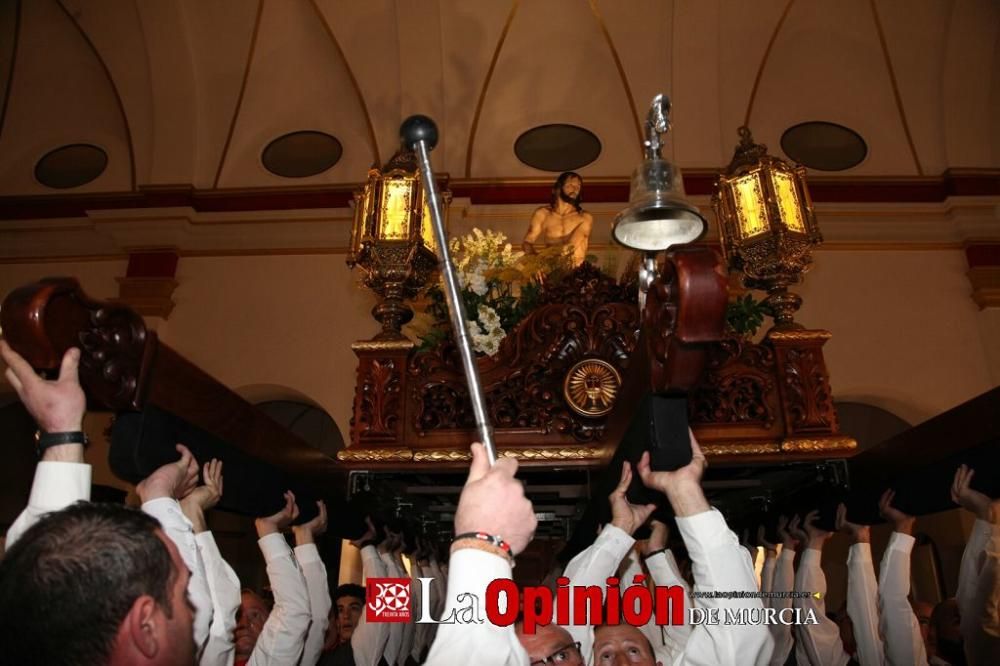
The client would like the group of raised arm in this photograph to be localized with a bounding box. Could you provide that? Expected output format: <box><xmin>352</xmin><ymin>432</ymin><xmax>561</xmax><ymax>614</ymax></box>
<box><xmin>2</xmin><ymin>336</ymin><xmax>998</xmax><ymax>666</ymax></box>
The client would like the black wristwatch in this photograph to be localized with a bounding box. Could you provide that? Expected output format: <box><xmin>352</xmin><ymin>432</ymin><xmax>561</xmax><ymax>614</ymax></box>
<box><xmin>35</xmin><ymin>430</ymin><xmax>89</xmax><ymax>455</ymax></box>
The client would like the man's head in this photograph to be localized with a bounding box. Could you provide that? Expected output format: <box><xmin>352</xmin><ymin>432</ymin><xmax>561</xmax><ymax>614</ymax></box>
<box><xmin>592</xmin><ymin>624</ymin><xmax>661</xmax><ymax>666</ymax></box>
<box><xmin>515</xmin><ymin>622</ymin><xmax>582</xmax><ymax>666</ymax></box>
<box><xmin>551</xmin><ymin>172</ymin><xmax>583</xmax><ymax>212</ymax></box>
<box><xmin>0</xmin><ymin>502</ymin><xmax>195</xmax><ymax>666</ymax></box>
<box><xmin>930</xmin><ymin>597</ymin><xmax>964</xmax><ymax>664</ymax></box>
<box><xmin>912</xmin><ymin>599</ymin><xmax>934</xmax><ymax>645</ymax></box>
<box><xmin>235</xmin><ymin>589</ymin><xmax>272</xmax><ymax>660</ymax></box>
<box><xmin>333</xmin><ymin>583</ymin><xmax>365</xmax><ymax>643</ymax></box>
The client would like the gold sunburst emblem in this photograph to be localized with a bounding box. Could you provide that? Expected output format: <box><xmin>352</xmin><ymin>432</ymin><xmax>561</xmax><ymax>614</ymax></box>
<box><xmin>564</xmin><ymin>359</ymin><xmax>622</xmax><ymax>417</ymax></box>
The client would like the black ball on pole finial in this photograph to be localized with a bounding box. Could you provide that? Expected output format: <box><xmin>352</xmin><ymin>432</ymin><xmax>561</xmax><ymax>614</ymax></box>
<box><xmin>400</xmin><ymin>115</ymin><xmax>438</xmax><ymax>151</ymax></box>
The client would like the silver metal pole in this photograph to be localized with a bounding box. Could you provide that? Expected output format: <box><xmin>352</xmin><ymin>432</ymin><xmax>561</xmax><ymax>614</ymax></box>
<box><xmin>411</xmin><ymin>137</ymin><xmax>498</xmax><ymax>466</ymax></box>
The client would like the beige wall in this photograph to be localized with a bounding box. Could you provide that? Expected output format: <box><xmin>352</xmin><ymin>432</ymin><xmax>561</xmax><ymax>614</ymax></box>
<box><xmin>0</xmin><ymin>245</ymin><xmax>995</xmax><ymax>446</ymax></box>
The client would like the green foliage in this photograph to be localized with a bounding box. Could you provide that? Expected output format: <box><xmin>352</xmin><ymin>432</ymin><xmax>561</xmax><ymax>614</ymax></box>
<box><xmin>725</xmin><ymin>293</ymin><xmax>771</xmax><ymax>338</ymax></box>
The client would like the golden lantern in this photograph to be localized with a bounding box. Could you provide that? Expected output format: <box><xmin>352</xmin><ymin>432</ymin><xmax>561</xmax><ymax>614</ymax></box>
<box><xmin>713</xmin><ymin>126</ymin><xmax>822</xmax><ymax>330</ymax></box>
<box><xmin>347</xmin><ymin>148</ymin><xmax>450</xmax><ymax>340</ymax></box>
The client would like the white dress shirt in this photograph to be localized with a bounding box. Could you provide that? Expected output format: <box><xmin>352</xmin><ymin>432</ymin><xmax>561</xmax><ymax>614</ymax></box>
<box><xmin>767</xmin><ymin>548</ymin><xmax>796</xmax><ymax>666</ymax></box>
<box><xmin>376</xmin><ymin>549</ymin><xmax>405</xmax><ymax>666</ymax></box>
<box><xmin>794</xmin><ymin>547</ymin><xmax>849</xmax><ymax>666</ymax></box>
<box><xmin>956</xmin><ymin>519</ymin><xmax>1000</xmax><ymax>666</ymax></box>
<box><xmin>847</xmin><ymin>542</ymin><xmax>885</xmax><ymax>666</ymax></box>
<box><xmin>878</xmin><ymin>532</ymin><xmax>928</xmax><ymax>666</ymax></box>
<box><xmin>760</xmin><ymin>551</ymin><xmax>777</xmax><ymax>604</ymax></box>
<box><xmin>142</xmin><ymin>497</ymin><xmax>214</xmax><ymax>655</ymax></box>
<box><xmin>248</xmin><ymin>533</ymin><xmax>312</xmax><ymax>666</ymax></box>
<box><xmin>643</xmin><ymin>548</ymin><xmax>693</xmax><ymax>663</ymax></box>
<box><xmin>422</xmin><ymin>548</ymin><xmax>529</xmax><ymax>666</ymax></box>
<box><xmin>5</xmin><ymin>460</ymin><xmax>91</xmax><ymax>548</ymax></box>
<box><xmin>296</xmin><ymin>543</ymin><xmax>331</xmax><ymax>666</ymax></box>
<box><xmin>196</xmin><ymin>530</ymin><xmax>242</xmax><ymax>666</ymax></box>
<box><xmin>353</xmin><ymin>544</ymin><xmax>390</xmax><ymax>666</ymax></box>
<box><xmin>561</xmin><ymin>523</ymin><xmax>636</xmax><ymax>663</ymax></box>
<box><xmin>674</xmin><ymin>509</ymin><xmax>774</xmax><ymax>666</ymax></box>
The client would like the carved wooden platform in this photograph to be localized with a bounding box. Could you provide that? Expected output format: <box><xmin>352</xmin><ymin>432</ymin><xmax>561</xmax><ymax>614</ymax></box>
<box><xmin>343</xmin><ymin>252</ymin><xmax>855</xmax><ymax>469</ymax></box>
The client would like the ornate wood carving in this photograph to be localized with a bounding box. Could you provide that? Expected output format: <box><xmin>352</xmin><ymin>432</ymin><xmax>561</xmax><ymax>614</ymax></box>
<box><xmin>769</xmin><ymin>330</ymin><xmax>838</xmax><ymax>435</ymax></box>
<box><xmin>1</xmin><ymin>278</ymin><xmax>153</xmax><ymax>410</ymax></box>
<box><xmin>406</xmin><ymin>263</ymin><xmax>640</xmax><ymax>444</ymax></box>
<box><xmin>351</xmin><ymin>341</ymin><xmax>411</xmax><ymax>445</ymax></box>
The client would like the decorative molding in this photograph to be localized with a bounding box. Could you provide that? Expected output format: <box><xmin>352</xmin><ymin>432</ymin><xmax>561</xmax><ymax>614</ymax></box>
<box><xmin>766</xmin><ymin>329</ymin><xmax>832</xmax><ymax>342</ymax></box>
<box><xmin>115</xmin><ymin>276</ymin><xmax>178</xmax><ymax>318</ymax></box>
<box><xmin>781</xmin><ymin>436</ymin><xmax>857</xmax><ymax>452</ymax></box>
<box><xmin>351</xmin><ymin>340</ymin><xmax>415</xmax><ymax>352</ymax></box>
<box><xmin>968</xmin><ymin>267</ymin><xmax>1000</xmax><ymax>309</ymax></box>
<box><xmin>337</xmin><ymin>448</ymin><xmax>412</xmax><ymax>463</ymax></box>
<box><xmin>699</xmin><ymin>436</ymin><xmax>856</xmax><ymax>457</ymax></box>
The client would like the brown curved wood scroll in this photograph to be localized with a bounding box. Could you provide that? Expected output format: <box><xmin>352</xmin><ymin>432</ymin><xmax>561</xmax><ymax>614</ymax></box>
<box><xmin>644</xmin><ymin>247</ymin><xmax>730</xmax><ymax>392</ymax></box>
<box><xmin>1</xmin><ymin>278</ymin><xmax>343</xmax><ymax>494</ymax></box>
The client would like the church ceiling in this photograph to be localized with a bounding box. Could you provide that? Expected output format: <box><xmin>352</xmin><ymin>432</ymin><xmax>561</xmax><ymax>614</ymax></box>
<box><xmin>0</xmin><ymin>0</ymin><xmax>998</xmax><ymax>197</ymax></box>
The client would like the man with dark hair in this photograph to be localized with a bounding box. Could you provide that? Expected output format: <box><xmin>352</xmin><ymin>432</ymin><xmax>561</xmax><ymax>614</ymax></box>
<box><xmin>0</xmin><ymin>339</ymin><xmax>197</xmax><ymax>665</ymax></box>
<box><xmin>333</xmin><ymin>584</ymin><xmax>366</xmax><ymax>645</ymax></box>
<box><xmin>0</xmin><ymin>502</ymin><xmax>196</xmax><ymax>665</ymax></box>
<box><xmin>523</xmin><ymin>171</ymin><xmax>593</xmax><ymax>267</ymax></box>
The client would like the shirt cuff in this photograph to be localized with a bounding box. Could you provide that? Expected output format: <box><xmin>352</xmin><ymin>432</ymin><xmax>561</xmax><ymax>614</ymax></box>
<box><xmin>887</xmin><ymin>531</ymin><xmax>916</xmax><ymax>554</ymax></box>
<box><xmin>27</xmin><ymin>461</ymin><xmax>91</xmax><ymax>512</ymax></box>
<box><xmin>195</xmin><ymin>531</ymin><xmax>221</xmax><ymax>558</ymax></box>
<box><xmin>141</xmin><ymin>497</ymin><xmax>193</xmax><ymax>530</ymax></box>
<box><xmin>258</xmin><ymin>532</ymin><xmax>292</xmax><ymax>562</ymax></box>
<box><xmin>597</xmin><ymin>524</ymin><xmax>637</xmax><ymax>559</ymax></box>
<box><xmin>675</xmin><ymin>508</ymin><xmax>735</xmax><ymax>559</ymax></box>
<box><xmin>777</xmin><ymin>548</ymin><xmax>796</xmax><ymax>564</ymax></box>
<box><xmin>295</xmin><ymin>543</ymin><xmax>322</xmax><ymax>565</ymax></box>
<box><xmin>799</xmin><ymin>547</ymin><xmax>822</xmax><ymax>570</ymax></box>
<box><xmin>848</xmin><ymin>541</ymin><xmax>873</xmax><ymax>564</ymax></box>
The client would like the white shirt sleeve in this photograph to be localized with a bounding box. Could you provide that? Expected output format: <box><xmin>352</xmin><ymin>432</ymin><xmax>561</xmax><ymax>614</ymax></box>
<box><xmin>793</xmin><ymin>547</ymin><xmax>849</xmax><ymax>666</ymax></box>
<box><xmin>411</xmin><ymin>561</ymin><xmax>431</xmax><ymax>663</ymax></box>
<box><xmin>847</xmin><ymin>542</ymin><xmax>885</xmax><ymax>666</ymax></box>
<box><xmin>5</xmin><ymin>461</ymin><xmax>91</xmax><ymax>548</ymax></box>
<box><xmin>956</xmin><ymin>519</ymin><xmax>1000</xmax><ymax>666</ymax></box>
<box><xmin>423</xmin><ymin>548</ymin><xmax>529</xmax><ymax>666</ymax></box>
<box><xmin>760</xmin><ymin>552</ymin><xmax>776</xmax><ymax>603</ymax></box>
<box><xmin>195</xmin><ymin>531</ymin><xmax>241</xmax><ymax>666</ymax></box>
<box><xmin>395</xmin><ymin>555</ymin><xmax>415</xmax><ymax>666</ymax></box>
<box><xmin>142</xmin><ymin>497</ymin><xmax>213</xmax><ymax>654</ymax></box>
<box><xmin>377</xmin><ymin>549</ymin><xmax>404</xmax><ymax>666</ymax></box>
<box><xmin>768</xmin><ymin>548</ymin><xmax>796</xmax><ymax>666</ymax></box>
<box><xmin>561</xmin><ymin>524</ymin><xmax>636</xmax><ymax>661</ymax></box>
<box><xmin>673</xmin><ymin>509</ymin><xmax>774</xmax><ymax>666</ymax></box>
<box><xmin>295</xmin><ymin>543</ymin><xmax>331</xmax><ymax>666</ymax></box>
<box><xmin>877</xmin><ymin>533</ymin><xmax>927</xmax><ymax>666</ymax></box>
<box><xmin>643</xmin><ymin>549</ymin><xmax>693</xmax><ymax>663</ymax></box>
<box><xmin>352</xmin><ymin>545</ymin><xmax>389</xmax><ymax>666</ymax></box>
<box><xmin>248</xmin><ymin>533</ymin><xmax>311</xmax><ymax>666</ymax></box>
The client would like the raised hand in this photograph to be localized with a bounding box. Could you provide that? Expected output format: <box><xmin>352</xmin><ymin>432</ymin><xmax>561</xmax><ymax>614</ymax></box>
<box><xmin>256</xmin><ymin>490</ymin><xmax>299</xmax><ymax>537</ymax></box>
<box><xmin>759</xmin><ymin>524</ymin><xmax>777</xmax><ymax>553</ymax></box>
<box><xmin>835</xmin><ymin>503</ymin><xmax>871</xmax><ymax>543</ymax></box>
<box><xmin>802</xmin><ymin>509</ymin><xmax>832</xmax><ymax>550</ymax></box>
<box><xmin>2</xmin><ymin>342</ymin><xmax>86</xmax><ymax>460</ymax></box>
<box><xmin>181</xmin><ymin>459</ymin><xmax>224</xmax><ymax>512</ymax></box>
<box><xmin>641</xmin><ymin>519</ymin><xmax>669</xmax><ymax>556</ymax></box>
<box><xmin>136</xmin><ymin>444</ymin><xmax>199</xmax><ymax>503</ymax></box>
<box><xmin>454</xmin><ymin>442</ymin><xmax>536</xmax><ymax>556</ymax></box>
<box><xmin>293</xmin><ymin>500</ymin><xmax>328</xmax><ymax>545</ymax></box>
<box><xmin>637</xmin><ymin>430</ymin><xmax>710</xmax><ymax>517</ymax></box>
<box><xmin>788</xmin><ymin>513</ymin><xmax>808</xmax><ymax>546</ymax></box>
<box><xmin>777</xmin><ymin>515</ymin><xmax>798</xmax><ymax>551</ymax></box>
<box><xmin>878</xmin><ymin>489</ymin><xmax>915</xmax><ymax>535</ymax></box>
<box><xmin>951</xmin><ymin>465</ymin><xmax>997</xmax><ymax>523</ymax></box>
<box><xmin>350</xmin><ymin>516</ymin><xmax>378</xmax><ymax>550</ymax></box>
<box><xmin>609</xmin><ymin>462</ymin><xmax>657</xmax><ymax>536</ymax></box>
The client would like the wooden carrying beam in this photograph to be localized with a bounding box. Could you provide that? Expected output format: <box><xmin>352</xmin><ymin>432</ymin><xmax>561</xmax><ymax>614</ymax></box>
<box><xmin>1</xmin><ymin>278</ymin><xmax>349</xmax><ymax>520</ymax></box>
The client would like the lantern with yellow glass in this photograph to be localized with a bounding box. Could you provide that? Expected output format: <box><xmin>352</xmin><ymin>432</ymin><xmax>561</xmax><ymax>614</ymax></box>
<box><xmin>713</xmin><ymin>126</ymin><xmax>822</xmax><ymax>331</ymax></box>
<box><xmin>348</xmin><ymin>149</ymin><xmax>450</xmax><ymax>340</ymax></box>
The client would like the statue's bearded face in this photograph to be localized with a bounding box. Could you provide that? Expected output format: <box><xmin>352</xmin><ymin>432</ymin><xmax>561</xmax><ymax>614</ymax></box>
<box><xmin>559</xmin><ymin>177</ymin><xmax>582</xmax><ymax>206</ymax></box>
